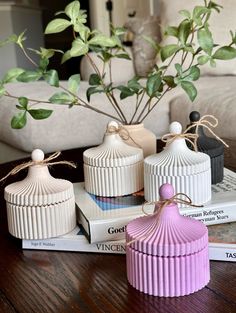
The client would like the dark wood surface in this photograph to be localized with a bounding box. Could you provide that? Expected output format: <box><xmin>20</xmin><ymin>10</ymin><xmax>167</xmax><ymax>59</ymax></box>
<box><xmin>0</xmin><ymin>140</ymin><xmax>235</xmax><ymax>313</ymax></box>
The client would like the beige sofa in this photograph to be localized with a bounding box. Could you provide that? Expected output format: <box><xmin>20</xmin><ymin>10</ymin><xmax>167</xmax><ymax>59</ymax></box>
<box><xmin>0</xmin><ymin>0</ymin><xmax>235</xmax><ymax>163</ymax></box>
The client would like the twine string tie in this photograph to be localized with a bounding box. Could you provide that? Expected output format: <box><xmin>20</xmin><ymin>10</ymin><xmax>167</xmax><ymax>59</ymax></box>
<box><xmin>127</xmin><ymin>193</ymin><xmax>203</xmax><ymax>246</ymax></box>
<box><xmin>0</xmin><ymin>151</ymin><xmax>76</xmax><ymax>182</ymax></box>
<box><xmin>106</xmin><ymin>124</ymin><xmax>142</xmax><ymax>149</ymax></box>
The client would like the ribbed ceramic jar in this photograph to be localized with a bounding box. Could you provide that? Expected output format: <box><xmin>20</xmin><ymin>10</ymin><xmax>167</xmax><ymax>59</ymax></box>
<box><xmin>4</xmin><ymin>149</ymin><xmax>76</xmax><ymax>240</ymax></box>
<box><xmin>144</xmin><ymin>122</ymin><xmax>211</xmax><ymax>205</ymax></box>
<box><xmin>83</xmin><ymin>121</ymin><xmax>144</xmax><ymax>197</ymax></box>
<box><xmin>187</xmin><ymin>111</ymin><xmax>224</xmax><ymax>184</ymax></box>
<box><xmin>126</xmin><ymin>183</ymin><xmax>210</xmax><ymax>297</ymax></box>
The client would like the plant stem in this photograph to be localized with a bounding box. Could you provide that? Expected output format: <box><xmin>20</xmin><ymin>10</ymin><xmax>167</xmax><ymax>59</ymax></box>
<box><xmin>133</xmin><ymin>97</ymin><xmax>152</xmax><ymax>124</ymax></box>
<box><xmin>129</xmin><ymin>89</ymin><xmax>145</xmax><ymax>124</ymax></box>
<box><xmin>139</xmin><ymin>87</ymin><xmax>171</xmax><ymax>123</ymax></box>
<box><xmin>85</xmin><ymin>53</ymin><xmax>127</xmax><ymax>123</ymax></box>
<box><xmin>21</xmin><ymin>46</ymin><xmax>38</xmax><ymax>67</ymax></box>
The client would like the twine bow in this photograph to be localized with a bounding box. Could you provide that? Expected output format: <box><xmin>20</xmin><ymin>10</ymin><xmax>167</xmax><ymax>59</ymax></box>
<box><xmin>126</xmin><ymin>193</ymin><xmax>203</xmax><ymax>246</ymax></box>
<box><xmin>106</xmin><ymin>124</ymin><xmax>142</xmax><ymax>149</ymax></box>
<box><xmin>161</xmin><ymin>132</ymin><xmax>199</xmax><ymax>151</ymax></box>
<box><xmin>185</xmin><ymin>114</ymin><xmax>229</xmax><ymax>148</ymax></box>
<box><xmin>0</xmin><ymin>151</ymin><xmax>76</xmax><ymax>182</ymax></box>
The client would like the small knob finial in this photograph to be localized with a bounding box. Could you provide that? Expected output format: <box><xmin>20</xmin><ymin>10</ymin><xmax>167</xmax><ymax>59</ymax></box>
<box><xmin>169</xmin><ymin>121</ymin><xmax>182</xmax><ymax>134</ymax></box>
<box><xmin>107</xmin><ymin>120</ymin><xmax>119</xmax><ymax>130</ymax></box>
<box><xmin>159</xmin><ymin>183</ymin><xmax>174</xmax><ymax>200</ymax></box>
<box><xmin>31</xmin><ymin>149</ymin><xmax>44</xmax><ymax>162</ymax></box>
<box><xmin>189</xmin><ymin>111</ymin><xmax>200</xmax><ymax>122</ymax></box>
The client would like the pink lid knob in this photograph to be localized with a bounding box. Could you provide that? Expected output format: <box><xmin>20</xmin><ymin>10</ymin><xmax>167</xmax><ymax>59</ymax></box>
<box><xmin>159</xmin><ymin>183</ymin><xmax>174</xmax><ymax>200</ymax></box>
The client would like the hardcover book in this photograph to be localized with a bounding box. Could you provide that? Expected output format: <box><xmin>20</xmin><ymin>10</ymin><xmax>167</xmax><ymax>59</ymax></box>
<box><xmin>74</xmin><ymin>168</ymin><xmax>236</xmax><ymax>243</ymax></box>
<box><xmin>22</xmin><ymin>225</ymin><xmax>126</xmax><ymax>254</ymax></box>
<box><xmin>23</xmin><ymin>222</ymin><xmax>236</xmax><ymax>263</ymax></box>
<box><xmin>208</xmin><ymin>222</ymin><xmax>236</xmax><ymax>262</ymax></box>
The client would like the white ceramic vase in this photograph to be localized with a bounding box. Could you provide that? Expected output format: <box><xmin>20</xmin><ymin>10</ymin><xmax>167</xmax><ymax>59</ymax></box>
<box><xmin>122</xmin><ymin>123</ymin><xmax>156</xmax><ymax>158</ymax></box>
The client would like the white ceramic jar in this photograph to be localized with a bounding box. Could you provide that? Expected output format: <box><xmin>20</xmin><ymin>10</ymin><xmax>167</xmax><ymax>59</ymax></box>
<box><xmin>83</xmin><ymin>121</ymin><xmax>144</xmax><ymax>197</ymax></box>
<box><xmin>4</xmin><ymin>149</ymin><xmax>76</xmax><ymax>240</ymax></box>
<box><xmin>144</xmin><ymin>122</ymin><xmax>212</xmax><ymax>205</ymax></box>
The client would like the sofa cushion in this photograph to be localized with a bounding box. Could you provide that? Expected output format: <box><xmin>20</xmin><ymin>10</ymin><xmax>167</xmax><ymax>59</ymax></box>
<box><xmin>158</xmin><ymin>0</ymin><xmax>236</xmax><ymax>76</ymax></box>
<box><xmin>0</xmin><ymin>81</ymin><xmax>171</xmax><ymax>153</ymax></box>
<box><xmin>169</xmin><ymin>76</ymin><xmax>236</xmax><ymax>141</ymax></box>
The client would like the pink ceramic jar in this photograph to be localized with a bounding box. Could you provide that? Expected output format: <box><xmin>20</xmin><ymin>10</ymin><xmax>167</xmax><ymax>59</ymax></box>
<box><xmin>126</xmin><ymin>183</ymin><xmax>210</xmax><ymax>297</ymax></box>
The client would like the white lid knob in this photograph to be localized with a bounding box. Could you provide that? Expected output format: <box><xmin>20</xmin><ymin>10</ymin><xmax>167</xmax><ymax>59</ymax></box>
<box><xmin>31</xmin><ymin>149</ymin><xmax>44</xmax><ymax>162</ymax></box>
<box><xmin>107</xmin><ymin>120</ymin><xmax>119</xmax><ymax>130</ymax></box>
<box><xmin>169</xmin><ymin>121</ymin><xmax>182</xmax><ymax>134</ymax></box>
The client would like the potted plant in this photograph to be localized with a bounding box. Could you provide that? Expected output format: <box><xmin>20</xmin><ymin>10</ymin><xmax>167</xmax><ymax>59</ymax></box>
<box><xmin>0</xmin><ymin>0</ymin><xmax>236</xmax><ymax>156</ymax></box>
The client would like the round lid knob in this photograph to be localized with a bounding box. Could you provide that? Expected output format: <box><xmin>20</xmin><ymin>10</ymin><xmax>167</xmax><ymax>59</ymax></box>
<box><xmin>189</xmin><ymin>111</ymin><xmax>200</xmax><ymax>122</ymax></box>
<box><xmin>169</xmin><ymin>121</ymin><xmax>182</xmax><ymax>134</ymax></box>
<box><xmin>31</xmin><ymin>149</ymin><xmax>44</xmax><ymax>162</ymax></box>
<box><xmin>159</xmin><ymin>183</ymin><xmax>174</xmax><ymax>200</ymax></box>
<box><xmin>107</xmin><ymin>120</ymin><xmax>119</xmax><ymax>129</ymax></box>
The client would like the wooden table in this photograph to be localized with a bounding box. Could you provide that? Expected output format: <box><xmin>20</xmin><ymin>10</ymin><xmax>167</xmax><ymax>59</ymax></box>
<box><xmin>0</xmin><ymin>141</ymin><xmax>235</xmax><ymax>313</ymax></box>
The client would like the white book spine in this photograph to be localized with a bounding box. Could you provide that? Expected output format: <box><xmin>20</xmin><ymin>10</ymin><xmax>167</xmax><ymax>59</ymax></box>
<box><xmin>22</xmin><ymin>239</ymin><xmax>236</xmax><ymax>262</ymax></box>
<box><xmin>208</xmin><ymin>244</ymin><xmax>236</xmax><ymax>262</ymax></box>
<box><xmin>22</xmin><ymin>238</ymin><xmax>126</xmax><ymax>254</ymax></box>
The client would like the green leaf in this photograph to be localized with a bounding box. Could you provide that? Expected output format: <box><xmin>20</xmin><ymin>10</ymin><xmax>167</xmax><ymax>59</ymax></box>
<box><xmin>49</xmin><ymin>92</ymin><xmax>74</xmax><ymax>104</ymax></box>
<box><xmin>115</xmin><ymin>53</ymin><xmax>131</xmax><ymax>60</ymax></box>
<box><xmin>127</xmin><ymin>77</ymin><xmax>142</xmax><ymax>92</ymax></box>
<box><xmin>3</xmin><ymin>68</ymin><xmax>25</xmax><ymax>83</ymax></box>
<box><xmin>68</xmin><ymin>74</ymin><xmax>80</xmax><ymax>94</ymax></box>
<box><xmin>79</xmin><ymin>26</ymin><xmax>90</xmax><ymax>41</ymax></box>
<box><xmin>160</xmin><ymin>44</ymin><xmax>180</xmax><ymax>62</ymax></box>
<box><xmin>28</xmin><ymin>109</ymin><xmax>53</xmax><ymax>120</ymax></box>
<box><xmin>164</xmin><ymin>26</ymin><xmax>179</xmax><ymax>38</ymax></box>
<box><xmin>45</xmin><ymin>18</ymin><xmax>71</xmax><ymax>34</ymax></box>
<box><xmin>39</xmin><ymin>58</ymin><xmax>49</xmax><ymax>71</ymax></box>
<box><xmin>11</xmin><ymin>112</ymin><xmax>27</xmax><ymax>129</ymax></box>
<box><xmin>142</xmin><ymin>35</ymin><xmax>160</xmax><ymax>52</ymax></box>
<box><xmin>61</xmin><ymin>50</ymin><xmax>72</xmax><ymax>64</ymax></box>
<box><xmin>182</xmin><ymin>66</ymin><xmax>200</xmax><ymax>81</ymax></box>
<box><xmin>178</xmin><ymin>20</ymin><xmax>191</xmax><ymax>45</ymax></box>
<box><xmin>16</xmin><ymin>30</ymin><xmax>27</xmax><ymax>48</ymax></box>
<box><xmin>18</xmin><ymin>97</ymin><xmax>28</xmax><ymax>109</ymax></box>
<box><xmin>197</xmin><ymin>55</ymin><xmax>210</xmax><ymax>65</ymax></box>
<box><xmin>44</xmin><ymin>70</ymin><xmax>59</xmax><ymax>87</ymax></box>
<box><xmin>89</xmin><ymin>73</ymin><xmax>101</xmax><ymax>86</ymax></box>
<box><xmin>175</xmin><ymin>63</ymin><xmax>183</xmax><ymax>75</ymax></box>
<box><xmin>179</xmin><ymin>10</ymin><xmax>191</xmax><ymax>20</ymax></box>
<box><xmin>117</xmin><ymin>86</ymin><xmax>135</xmax><ymax>100</ymax></box>
<box><xmin>163</xmin><ymin>76</ymin><xmax>176</xmax><ymax>88</ymax></box>
<box><xmin>146</xmin><ymin>73</ymin><xmax>162</xmax><ymax>97</ymax></box>
<box><xmin>65</xmin><ymin>1</ymin><xmax>80</xmax><ymax>21</ymax></box>
<box><xmin>180</xmin><ymin>81</ymin><xmax>197</xmax><ymax>101</ymax></box>
<box><xmin>213</xmin><ymin>46</ymin><xmax>236</xmax><ymax>60</ymax></box>
<box><xmin>193</xmin><ymin>6</ymin><xmax>210</xmax><ymax>26</ymax></box>
<box><xmin>89</xmin><ymin>34</ymin><xmax>117</xmax><ymax>47</ymax></box>
<box><xmin>210</xmin><ymin>58</ymin><xmax>216</xmax><ymax>67</ymax></box>
<box><xmin>197</xmin><ymin>28</ymin><xmax>213</xmax><ymax>55</ymax></box>
<box><xmin>70</xmin><ymin>38</ymin><xmax>89</xmax><ymax>57</ymax></box>
<box><xmin>17</xmin><ymin>70</ymin><xmax>42</xmax><ymax>82</ymax></box>
<box><xmin>86</xmin><ymin>86</ymin><xmax>103</xmax><ymax>101</ymax></box>
<box><xmin>0</xmin><ymin>34</ymin><xmax>18</xmax><ymax>47</ymax></box>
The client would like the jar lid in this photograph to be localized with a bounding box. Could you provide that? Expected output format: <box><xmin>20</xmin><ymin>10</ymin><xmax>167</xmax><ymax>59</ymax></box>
<box><xmin>126</xmin><ymin>183</ymin><xmax>208</xmax><ymax>257</ymax></box>
<box><xmin>145</xmin><ymin>121</ymin><xmax>210</xmax><ymax>175</ymax></box>
<box><xmin>83</xmin><ymin>121</ymin><xmax>143</xmax><ymax>167</ymax></box>
<box><xmin>188</xmin><ymin>111</ymin><xmax>224</xmax><ymax>157</ymax></box>
<box><xmin>4</xmin><ymin>149</ymin><xmax>74</xmax><ymax>206</ymax></box>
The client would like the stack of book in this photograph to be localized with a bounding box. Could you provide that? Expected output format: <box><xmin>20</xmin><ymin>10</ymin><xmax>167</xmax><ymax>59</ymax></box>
<box><xmin>23</xmin><ymin>168</ymin><xmax>236</xmax><ymax>262</ymax></box>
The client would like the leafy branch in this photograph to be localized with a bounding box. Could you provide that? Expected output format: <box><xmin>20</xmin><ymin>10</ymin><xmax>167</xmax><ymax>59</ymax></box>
<box><xmin>0</xmin><ymin>0</ymin><xmax>236</xmax><ymax>128</ymax></box>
